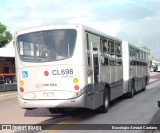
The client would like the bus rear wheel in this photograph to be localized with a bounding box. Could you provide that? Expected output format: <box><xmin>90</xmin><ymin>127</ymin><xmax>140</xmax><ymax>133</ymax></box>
<box><xmin>128</xmin><ymin>81</ymin><xmax>134</xmax><ymax>98</ymax></box>
<box><xmin>98</xmin><ymin>88</ymin><xmax>110</xmax><ymax>113</ymax></box>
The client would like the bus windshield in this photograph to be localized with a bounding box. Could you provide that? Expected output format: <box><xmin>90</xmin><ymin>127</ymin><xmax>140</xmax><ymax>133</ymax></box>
<box><xmin>17</xmin><ymin>29</ymin><xmax>77</xmax><ymax>62</ymax></box>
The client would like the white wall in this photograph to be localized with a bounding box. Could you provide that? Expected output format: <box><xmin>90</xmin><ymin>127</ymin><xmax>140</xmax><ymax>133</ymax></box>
<box><xmin>0</xmin><ymin>40</ymin><xmax>15</xmax><ymax>57</ymax></box>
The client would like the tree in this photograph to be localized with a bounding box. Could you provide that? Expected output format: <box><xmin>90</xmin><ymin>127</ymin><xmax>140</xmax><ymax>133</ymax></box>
<box><xmin>0</xmin><ymin>23</ymin><xmax>13</xmax><ymax>48</ymax></box>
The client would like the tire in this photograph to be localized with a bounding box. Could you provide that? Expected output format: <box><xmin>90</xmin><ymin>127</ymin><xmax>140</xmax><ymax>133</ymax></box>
<box><xmin>128</xmin><ymin>81</ymin><xmax>134</xmax><ymax>98</ymax></box>
<box><xmin>49</xmin><ymin>108</ymin><xmax>58</xmax><ymax>114</ymax></box>
<box><xmin>98</xmin><ymin>88</ymin><xmax>110</xmax><ymax>113</ymax></box>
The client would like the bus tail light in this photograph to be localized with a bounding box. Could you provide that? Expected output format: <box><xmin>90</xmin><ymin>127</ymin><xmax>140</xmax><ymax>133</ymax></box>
<box><xmin>20</xmin><ymin>80</ymin><xmax>24</xmax><ymax>86</ymax></box>
<box><xmin>74</xmin><ymin>85</ymin><xmax>79</xmax><ymax>90</ymax></box>
<box><xmin>20</xmin><ymin>87</ymin><xmax>24</xmax><ymax>92</ymax></box>
<box><xmin>73</xmin><ymin>78</ymin><xmax>78</xmax><ymax>84</ymax></box>
<box><xmin>44</xmin><ymin>71</ymin><xmax>49</xmax><ymax>76</ymax></box>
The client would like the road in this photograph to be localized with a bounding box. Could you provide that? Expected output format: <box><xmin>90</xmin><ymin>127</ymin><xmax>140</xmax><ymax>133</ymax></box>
<box><xmin>0</xmin><ymin>72</ymin><xmax>160</xmax><ymax>133</ymax></box>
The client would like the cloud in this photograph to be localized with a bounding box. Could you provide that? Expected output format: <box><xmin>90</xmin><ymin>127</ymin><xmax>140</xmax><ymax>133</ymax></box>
<box><xmin>1</xmin><ymin>0</ymin><xmax>160</xmax><ymax>59</ymax></box>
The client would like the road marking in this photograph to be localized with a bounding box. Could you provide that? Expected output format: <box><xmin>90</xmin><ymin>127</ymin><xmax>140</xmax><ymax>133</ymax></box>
<box><xmin>47</xmin><ymin>116</ymin><xmax>82</xmax><ymax>133</ymax></box>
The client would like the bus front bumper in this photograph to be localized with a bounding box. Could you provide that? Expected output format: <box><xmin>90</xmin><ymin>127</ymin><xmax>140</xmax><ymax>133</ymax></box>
<box><xmin>18</xmin><ymin>93</ymin><xmax>87</xmax><ymax>109</ymax></box>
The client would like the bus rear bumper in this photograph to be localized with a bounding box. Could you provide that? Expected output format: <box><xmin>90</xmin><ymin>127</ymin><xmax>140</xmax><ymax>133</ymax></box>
<box><xmin>18</xmin><ymin>93</ymin><xmax>87</xmax><ymax>109</ymax></box>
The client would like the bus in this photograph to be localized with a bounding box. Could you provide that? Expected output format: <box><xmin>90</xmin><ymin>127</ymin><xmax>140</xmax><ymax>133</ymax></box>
<box><xmin>15</xmin><ymin>24</ymin><xmax>150</xmax><ymax>113</ymax></box>
<box><xmin>154</xmin><ymin>63</ymin><xmax>160</xmax><ymax>72</ymax></box>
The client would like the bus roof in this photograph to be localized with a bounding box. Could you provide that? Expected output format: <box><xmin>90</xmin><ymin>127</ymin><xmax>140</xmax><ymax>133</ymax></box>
<box><xmin>16</xmin><ymin>24</ymin><xmax>122</xmax><ymax>42</ymax></box>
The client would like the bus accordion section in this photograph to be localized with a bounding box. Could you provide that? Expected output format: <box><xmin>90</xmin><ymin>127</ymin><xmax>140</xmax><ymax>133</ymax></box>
<box><xmin>122</xmin><ymin>41</ymin><xmax>150</xmax><ymax>98</ymax></box>
<box><xmin>15</xmin><ymin>24</ymin><xmax>149</xmax><ymax>113</ymax></box>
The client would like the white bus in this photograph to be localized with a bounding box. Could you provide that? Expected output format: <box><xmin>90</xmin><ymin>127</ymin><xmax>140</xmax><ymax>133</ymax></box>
<box><xmin>155</xmin><ymin>63</ymin><xmax>160</xmax><ymax>72</ymax></box>
<box><xmin>15</xmin><ymin>24</ymin><xmax>149</xmax><ymax>113</ymax></box>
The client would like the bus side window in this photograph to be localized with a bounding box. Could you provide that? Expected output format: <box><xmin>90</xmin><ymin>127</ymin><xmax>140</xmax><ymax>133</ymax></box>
<box><xmin>115</xmin><ymin>42</ymin><xmax>121</xmax><ymax>56</ymax></box>
<box><xmin>144</xmin><ymin>53</ymin><xmax>146</xmax><ymax>60</ymax></box>
<box><xmin>86</xmin><ymin>33</ymin><xmax>90</xmax><ymax>66</ymax></box>
<box><xmin>132</xmin><ymin>48</ymin><xmax>136</xmax><ymax>57</ymax></box>
<box><xmin>100</xmin><ymin>39</ymin><xmax>108</xmax><ymax>52</ymax></box>
<box><xmin>109</xmin><ymin>40</ymin><xmax>115</xmax><ymax>55</ymax></box>
<box><xmin>136</xmin><ymin>50</ymin><xmax>140</xmax><ymax>59</ymax></box>
<box><xmin>129</xmin><ymin>47</ymin><xmax>132</xmax><ymax>57</ymax></box>
<box><xmin>100</xmin><ymin>38</ymin><xmax>108</xmax><ymax>66</ymax></box>
<box><xmin>115</xmin><ymin>42</ymin><xmax>122</xmax><ymax>66</ymax></box>
<box><xmin>108</xmin><ymin>40</ymin><xmax>116</xmax><ymax>66</ymax></box>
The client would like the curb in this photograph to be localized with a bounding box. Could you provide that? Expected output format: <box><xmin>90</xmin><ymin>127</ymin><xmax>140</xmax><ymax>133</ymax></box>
<box><xmin>0</xmin><ymin>91</ymin><xmax>17</xmax><ymax>98</ymax></box>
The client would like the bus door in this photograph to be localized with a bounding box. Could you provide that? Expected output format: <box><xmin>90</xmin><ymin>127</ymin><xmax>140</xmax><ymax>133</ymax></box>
<box><xmin>92</xmin><ymin>44</ymin><xmax>99</xmax><ymax>84</ymax></box>
<box><xmin>91</xmin><ymin>42</ymin><xmax>101</xmax><ymax>109</ymax></box>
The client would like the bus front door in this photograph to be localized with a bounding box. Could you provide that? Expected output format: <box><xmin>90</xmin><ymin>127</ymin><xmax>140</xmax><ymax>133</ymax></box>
<box><xmin>91</xmin><ymin>42</ymin><xmax>102</xmax><ymax>109</ymax></box>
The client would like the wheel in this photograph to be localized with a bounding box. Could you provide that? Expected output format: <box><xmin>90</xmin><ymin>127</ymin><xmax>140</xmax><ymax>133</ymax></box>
<box><xmin>128</xmin><ymin>81</ymin><xmax>134</xmax><ymax>98</ymax></box>
<box><xmin>98</xmin><ymin>88</ymin><xmax>110</xmax><ymax>113</ymax></box>
<box><xmin>49</xmin><ymin>108</ymin><xmax>58</xmax><ymax>114</ymax></box>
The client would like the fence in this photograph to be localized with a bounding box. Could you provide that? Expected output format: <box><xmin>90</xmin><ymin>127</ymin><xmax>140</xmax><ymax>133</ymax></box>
<box><xmin>0</xmin><ymin>73</ymin><xmax>17</xmax><ymax>92</ymax></box>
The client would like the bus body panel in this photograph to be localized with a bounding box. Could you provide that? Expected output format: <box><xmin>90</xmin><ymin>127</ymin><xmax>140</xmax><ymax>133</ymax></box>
<box><xmin>122</xmin><ymin>41</ymin><xmax>149</xmax><ymax>93</ymax></box>
<box><xmin>18</xmin><ymin>93</ymin><xmax>87</xmax><ymax>108</ymax></box>
<box><xmin>17</xmin><ymin>65</ymin><xmax>87</xmax><ymax>100</ymax></box>
<box><xmin>15</xmin><ymin>24</ymin><xmax>150</xmax><ymax>111</ymax></box>
<box><xmin>122</xmin><ymin>41</ymin><xmax>129</xmax><ymax>93</ymax></box>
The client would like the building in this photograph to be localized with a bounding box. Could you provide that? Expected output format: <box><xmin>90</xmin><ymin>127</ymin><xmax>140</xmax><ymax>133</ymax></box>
<box><xmin>0</xmin><ymin>40</ymin><xmax>15</xmax><ymax>74</ymax></box>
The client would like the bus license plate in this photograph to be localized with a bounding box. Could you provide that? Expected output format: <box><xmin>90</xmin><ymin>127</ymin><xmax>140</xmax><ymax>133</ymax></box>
<box><xmin>43</xmin><ymin>92</ymin><xmax>54</xmax><ymax>97</ymax></box>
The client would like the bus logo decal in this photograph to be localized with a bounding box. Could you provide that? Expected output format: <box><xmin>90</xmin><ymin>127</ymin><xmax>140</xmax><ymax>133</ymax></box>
<box><xmin>22</xmin><ymin>71</ymin><xmax>28</xmax><ymax>78</ymax></box>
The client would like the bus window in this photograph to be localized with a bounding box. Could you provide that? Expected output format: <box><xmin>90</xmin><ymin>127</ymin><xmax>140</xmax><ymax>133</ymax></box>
<box><xmin>101</xmin><ymin>39</ymin><xmax>108</xmax><ymax>53</ymax></box>
<box><xmin>115</xmin><ymin>42</ymin><xmax>121</xmax><ymax>56</ymax></box>
<box><xmin>136</xmin><ymin>50</ymin><xmax>140</xmax><ymax>58</ymax></box>
<box><xmin>100</xmin><ymin>38</ymin><xmax>108</xmax><ymax>66</ymax></box>
<box><xmin>132</xmin><ymin>48</ymin><xmax>136</xmax><ymax>57</ymax></box>
<box><xmin>101</xmin><ymin>54</ymin><xmax>109</xmax><ymax>66</ymax></box>
<box><xmin>142</xmin><ymin>52</ymin><xmax>144</xmax><ymax>59</ymax></box>
<box><xmin>86</xmin><ymin>33</ymin><xmax>90</xmax><ymax>66</ymax></box>
<box><xmin>140</xmin><ymin>51</ymin><xmax>142</xmax><ymax>59</ymax></box>
<box><xmin>129</xmin><ymin>47</ymin><xmax>132</xmax><ymax>57</ymax></box>
<box><xmin>109</xmin><ymin>40</ymin><xmax>114</xmax><ymax>55</ymax></box>
<box><xmin>17</xmin><ymin>29</ymin><xmax>77</xmax><ymax>62</ymax></box>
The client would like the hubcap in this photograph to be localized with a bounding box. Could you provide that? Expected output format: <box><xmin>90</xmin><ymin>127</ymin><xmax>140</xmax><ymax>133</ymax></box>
<box><xmin>105</xmin><ymin>95</ymin><xmax>109</xmax><ymax>107</ymax></box>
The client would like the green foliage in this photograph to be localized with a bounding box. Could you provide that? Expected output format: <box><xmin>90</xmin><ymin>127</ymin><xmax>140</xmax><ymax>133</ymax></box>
<box><xmin>0</xmin><ymin>22</ymin><xmax>13</xmax><ymax>48</ymax></box>
<box><xmin>0</xmin><ymin>23</ymin><xmax>6</xmax><ymax>33</ymax></box>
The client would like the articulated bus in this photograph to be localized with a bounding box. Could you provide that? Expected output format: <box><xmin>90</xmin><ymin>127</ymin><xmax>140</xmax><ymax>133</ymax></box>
<box><xmin>15</xmin><ymin>24</ymin><xmax>150</xmax><ymax>113</ymax></box>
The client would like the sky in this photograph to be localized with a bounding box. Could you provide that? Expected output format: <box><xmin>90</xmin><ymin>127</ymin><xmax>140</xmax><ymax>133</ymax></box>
<box><xmin>1</xmin><ymin>0</ymin><xmax>160</xmax><ymax>59</ymax></box>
